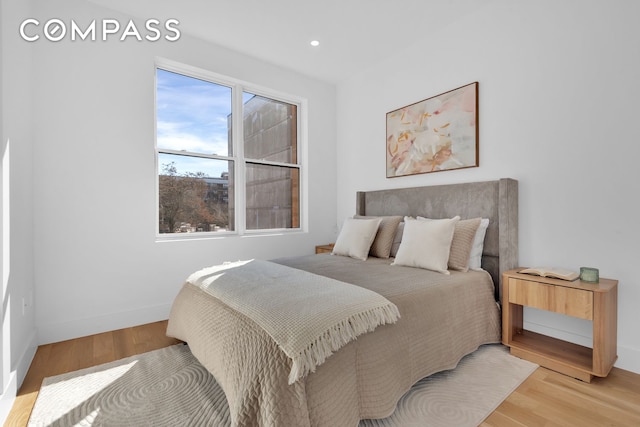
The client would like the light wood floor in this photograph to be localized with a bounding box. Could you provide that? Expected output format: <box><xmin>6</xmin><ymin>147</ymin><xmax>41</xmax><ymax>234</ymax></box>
<box><xmin>4</xmin><ymin>321</ymin><xmax>182</xmax><ymax>427</ymax></box>
<box><xmin>5</xmin><ymin>321</ymin><xmax>640</xmax><ymax>426</ymax></box>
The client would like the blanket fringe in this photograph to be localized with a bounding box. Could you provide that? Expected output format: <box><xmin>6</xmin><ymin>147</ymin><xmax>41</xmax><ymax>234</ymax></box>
<box><xmin>287</xmin><ymin>303</ymin><xmax>400</xmax><ymax>384</ymax></box>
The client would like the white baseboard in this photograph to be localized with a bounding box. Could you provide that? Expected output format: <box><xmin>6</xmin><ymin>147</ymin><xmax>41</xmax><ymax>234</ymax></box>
<box><xmin>524</xmin><ymin>320</ymin><xmax>640</xmax><ymax>375</ymax></box>
<box><xmin>0</xmin><ymin>330</ymin><xmax>37</xmax><ymax>425</ymax></box>
<box><xmin>615</xmin><ymin>345</ymin><xmax>640</xmax><ymax>374</ymax></box>
<box><xmin>37</xmin><ymin>303</ymin><xmax>173</xmax><ymax>345</ymax></box>
<box><xmin>523</xmin><ymin>320</ymin><xmax>592</xmax><ymax>347</ymax></box>
<box><xmin>17</xmin><ymin>330</ymin><xmax>38</xmax><ymax>389</ymax></box>
<box><xmin>0</xmin><ymin>371</ymin><xmax>17</xmax><ymax>426</ymax></box>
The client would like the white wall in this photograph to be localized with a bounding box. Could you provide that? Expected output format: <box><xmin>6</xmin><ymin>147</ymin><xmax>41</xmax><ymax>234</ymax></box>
<box><xmin>26</xmin><ymin>0</ymin><xmax>337</xmax><ymax>344</ymax></box>
<box><xmin>0</xmin><ymin>0</ymin><xmax>38</xmax><ymax>419</ymax></box>
<box><xmin>336</xmin><ymin>0</ymin><xmax>640</xmax><ymax>374</ymax></box>
<box><xmin>2</xmin><ymin>5</ymin><xmax>637</xmax><ymax>422</ymax></box>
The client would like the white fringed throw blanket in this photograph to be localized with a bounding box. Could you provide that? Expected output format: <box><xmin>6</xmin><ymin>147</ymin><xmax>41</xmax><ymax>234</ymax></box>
<box><xmin>187</xmin><ymin>259</ymin><xmax>400</xmax><ymax>384</ymax></box>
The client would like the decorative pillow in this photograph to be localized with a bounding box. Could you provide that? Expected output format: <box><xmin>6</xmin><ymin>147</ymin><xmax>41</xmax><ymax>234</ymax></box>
<box><xmin>354</xmin><ymin>215</ymin><xmax>403</xmax><ymax>258</ymax></box>
<box><xmin>418</xmin><ymin>216</ymin><xmax>481</xmax><ymax>272</ymax></box>
<box><xmin>417</xmin><ymin>216</ymin><xmax>481</xmax><ymax>272</ymax></box>
<box><xmin>332</xmin><ymin>217</ymin><xmax>382</xmax><ymax>260</ymax></box>
<box><xmin>392</xmin><ymin>216</ymin><xmax>459</xmax><ymax>274</ymax></box>
<box><xmin>468</xmin><ymin>218</ymin><xmax>490</xmax><ymax>270</ymax></box>
<box><xmin>448</xmin><ymin>218</ymin><xmax>481</xmax><ymax>271</ymax></box>
<box><xmin>390</xmin><ymin>222</ymin><xmax>405</xmax><ymax>258</ymax></box>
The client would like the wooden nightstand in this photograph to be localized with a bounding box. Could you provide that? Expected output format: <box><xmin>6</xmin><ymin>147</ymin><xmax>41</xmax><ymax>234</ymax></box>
<box><xmin>315</xmin><ymin>244</ymin><xmax>334</xmax><ymax>254</ymax></box>
<box><xmin>502</xmin><ymin>268</ymin><xmax>618</xmax><ymax>383</ymax></box>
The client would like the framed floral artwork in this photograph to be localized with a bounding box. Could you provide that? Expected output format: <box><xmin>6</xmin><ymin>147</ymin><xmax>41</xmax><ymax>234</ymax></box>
<box><xmin>386</xmin><ymin>82</ymin><xmax>478</xmax><ymax>178</ymax></box>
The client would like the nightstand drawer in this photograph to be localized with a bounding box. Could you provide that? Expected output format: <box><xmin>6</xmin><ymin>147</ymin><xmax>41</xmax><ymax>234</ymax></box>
<box><xmin>508</xmin><ymin>278</ymin><xmax>593</xmax><ymax>320</ymax></box>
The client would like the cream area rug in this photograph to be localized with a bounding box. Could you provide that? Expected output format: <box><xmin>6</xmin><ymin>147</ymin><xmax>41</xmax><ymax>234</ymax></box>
<box><xmin>28</xmin><ymin>343</ymin><xmax>537</xmax><ymax>427</ymax></box>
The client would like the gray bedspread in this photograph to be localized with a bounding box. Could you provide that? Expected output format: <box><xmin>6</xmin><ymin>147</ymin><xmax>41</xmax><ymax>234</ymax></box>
<box><xmin>166</xmin><ymin>253</ymin><xmax>501</xmax><ymax>427</ymax></box>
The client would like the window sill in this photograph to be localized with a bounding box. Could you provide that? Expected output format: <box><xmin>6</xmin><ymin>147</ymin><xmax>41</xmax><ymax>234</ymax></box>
<box><xmin>155</xmin><ymin>228</ymin><xmax>305</xmax><ymax>243</ymax></box>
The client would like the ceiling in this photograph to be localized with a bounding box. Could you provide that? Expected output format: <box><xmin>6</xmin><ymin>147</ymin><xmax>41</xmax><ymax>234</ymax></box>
<box><xmin>88</xmin><ymin>0</ymin><xmax>487</xmax><ymax>84</ymax></box>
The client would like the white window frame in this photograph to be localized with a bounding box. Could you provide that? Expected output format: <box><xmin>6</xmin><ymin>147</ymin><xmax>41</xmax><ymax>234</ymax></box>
<box><xmin>154</xmin><ymin>58</ymin><xmax>308</xmax><ymax>240</ymax></box>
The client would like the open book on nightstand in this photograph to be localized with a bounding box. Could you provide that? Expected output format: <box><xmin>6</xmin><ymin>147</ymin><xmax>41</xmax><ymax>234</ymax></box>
<box><xmin>518</xmin><ymin>266</ymin><xmax>579</xmax><ymax>281</ymax></box>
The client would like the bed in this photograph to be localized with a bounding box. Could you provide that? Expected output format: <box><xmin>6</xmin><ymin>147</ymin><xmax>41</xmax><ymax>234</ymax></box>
<box><xmin>166</xmin><ymin>178</ymin><xmax>518</xmax><ymax>427</ymax></box>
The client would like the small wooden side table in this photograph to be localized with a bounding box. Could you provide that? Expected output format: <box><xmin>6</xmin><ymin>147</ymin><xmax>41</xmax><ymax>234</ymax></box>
<box><xmin>315</xmin><ymin>244</ymin><xmax>334</xmax><ymax>254</ymax></box>
<box><xmin>502</xmin><ymin>268</ymin><xmax>618</xmax><ymax>382</ymax></box>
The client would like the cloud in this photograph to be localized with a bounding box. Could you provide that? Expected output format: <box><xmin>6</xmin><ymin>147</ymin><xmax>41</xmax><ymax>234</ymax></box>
<box><xmin>157</xmin><ymin>120</ymin><xmax>229</xmax><ymax>155</ymax></box>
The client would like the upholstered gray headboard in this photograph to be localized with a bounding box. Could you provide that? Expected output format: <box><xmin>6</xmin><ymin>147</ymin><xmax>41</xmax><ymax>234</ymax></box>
<box><xmin>356</xmin><ymin>178</ymin><xmax>518</xmax><ymax>301</ymax></box>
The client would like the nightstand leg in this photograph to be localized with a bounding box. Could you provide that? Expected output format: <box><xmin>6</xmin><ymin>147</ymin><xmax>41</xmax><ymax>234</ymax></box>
<box><xmin>502</xmin><ymin>276</ymin><xmax>523</xmax><ymax>346</ymax></box>
<box><xmin>592</xmin><ymin>286</ymin><xmax>618</xmax><ymax>377</ymax></box>
<box><xmin>503</xmin><ymin>303</ymin><xmax>523</xmax><ymax>345</ymax></box>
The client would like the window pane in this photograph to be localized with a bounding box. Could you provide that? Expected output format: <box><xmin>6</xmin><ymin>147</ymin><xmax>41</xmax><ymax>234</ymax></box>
<box><xmin>158</xmin><ymin>153</ymin><xmax>234</xmax><ymax>233</ymax></box>
<box><xmin>157</xmin><ymin>69</ymin><xmax>232</xmax><ymax>156</ymax></box>
<box><xmin>245</xmin><ymin>163</ymin><xmax>299</xmax><ymax>230</ymax></box>
<box><xmin>243</xmin><ymin>93</ymin><xmax>297</xmax><ymax>164</ymax></box>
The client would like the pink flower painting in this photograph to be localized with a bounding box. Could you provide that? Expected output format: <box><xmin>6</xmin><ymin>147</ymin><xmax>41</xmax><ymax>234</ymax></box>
<box><xmin>386</xmin><ymin>82</ymin><xmax>478</xmax><ymax>177</ymax></box>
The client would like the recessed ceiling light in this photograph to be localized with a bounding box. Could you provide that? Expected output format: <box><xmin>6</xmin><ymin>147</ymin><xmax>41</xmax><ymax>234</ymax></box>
<box><xmin>310</xmin><ymin>40</ymin><xmax>320</xmax><ymax>47</ymax></box>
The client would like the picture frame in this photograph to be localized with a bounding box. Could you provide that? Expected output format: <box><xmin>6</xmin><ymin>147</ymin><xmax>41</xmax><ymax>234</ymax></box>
<box><xmin>386</xmin><ymin>82</ymin><xmax>478</xmax><ymax>178</ymax></box>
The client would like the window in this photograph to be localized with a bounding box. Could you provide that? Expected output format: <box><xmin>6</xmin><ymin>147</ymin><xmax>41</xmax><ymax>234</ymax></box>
<box><xmin>155</xmin><ymin>61</ymin><xmax>303</xmax><ymax>236</ymax></box>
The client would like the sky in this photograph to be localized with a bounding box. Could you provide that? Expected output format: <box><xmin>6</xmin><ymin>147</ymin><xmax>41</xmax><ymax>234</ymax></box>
<box><xmin>156</xmin><ymin>68</ymin><xmax>253</xmax><ymax>178</ymax></box>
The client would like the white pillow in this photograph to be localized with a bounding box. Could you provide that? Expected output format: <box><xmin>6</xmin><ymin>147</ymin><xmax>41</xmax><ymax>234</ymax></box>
<box><xmin>468</xmin><ymin>218</ymin><xmax>490</xmax><ymax>270</ymax></box>
<box><xmin>332</xmin><ymin>217</ymin><xmax>382</xmax><ymax>260</ymax></box>
<box><xmin>392</xmin><ymin>216</ymin><xmax>460</xmax><ymax>274</ymax></box>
